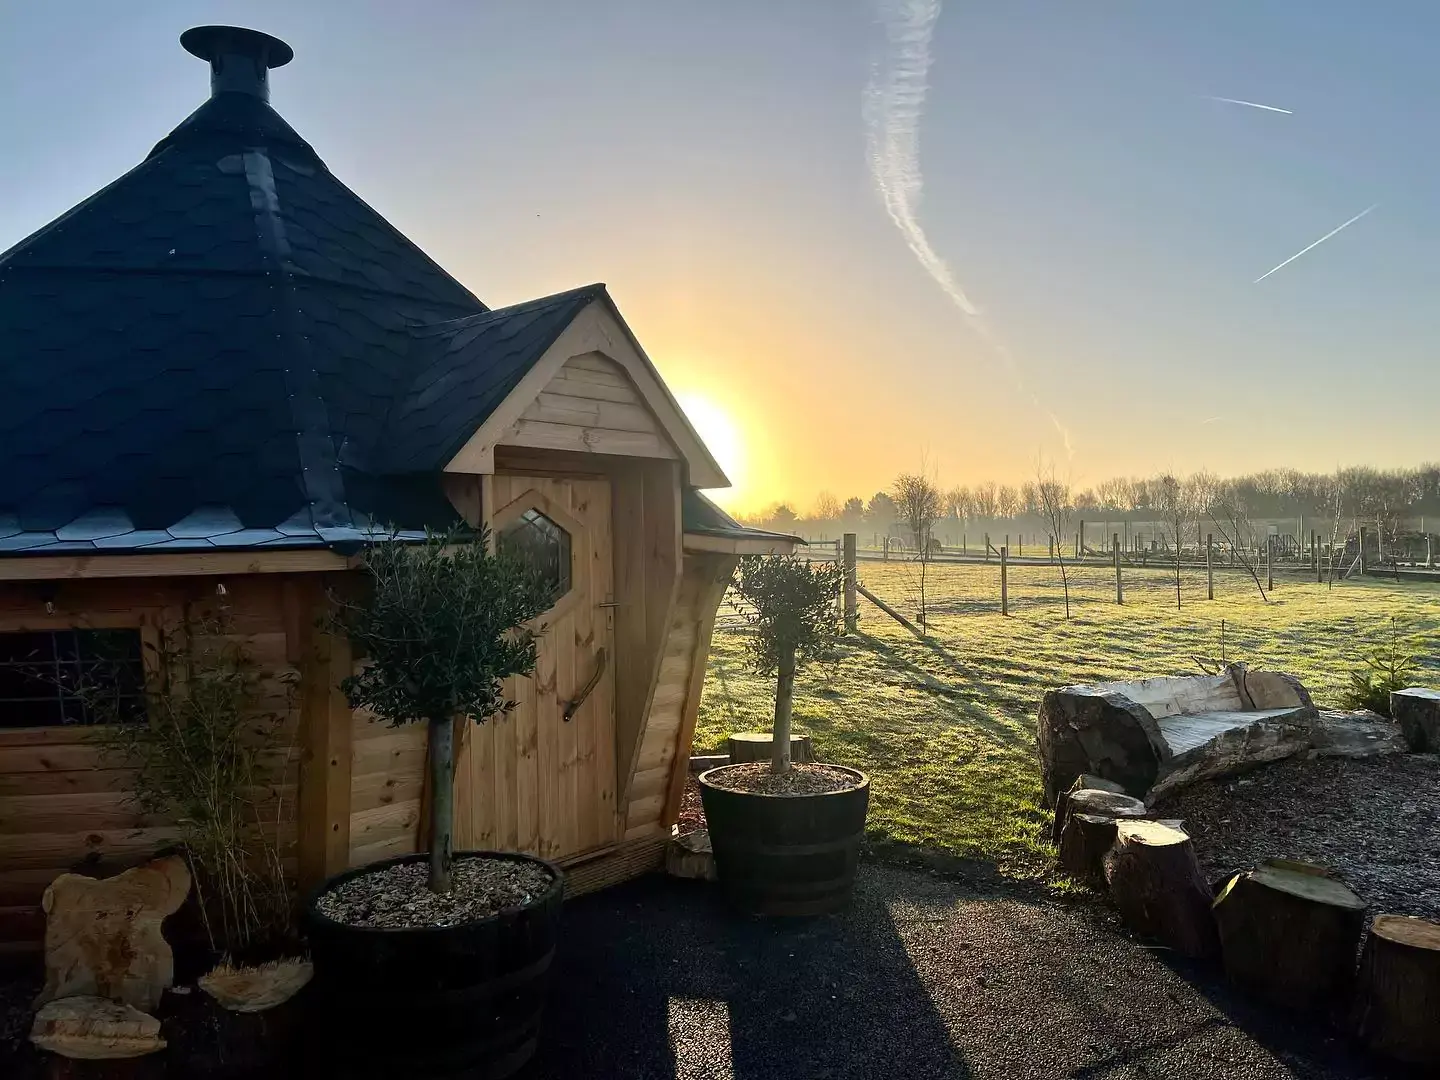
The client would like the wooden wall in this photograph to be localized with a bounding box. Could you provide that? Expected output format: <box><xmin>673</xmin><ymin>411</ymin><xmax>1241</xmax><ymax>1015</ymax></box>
<box><xmin>624</xmin><ymin>549</ymin><xmax>736</xmax><ymax>839</ymax></box>
<box><xmin>0</xmin><ymin>575</ymin><xmax>310</xmax><ymax>955</ymax></box>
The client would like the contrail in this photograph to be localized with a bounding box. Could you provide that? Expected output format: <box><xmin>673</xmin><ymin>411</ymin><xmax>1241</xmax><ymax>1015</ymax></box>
<box><xmin>1253</xmin><ymin>204</ymin><xmax>1379</xmax><ymax>283</ymax></box>
<box><xmin>1200</xmin><ymin>415</ymin><xmax>1224</xmax><ymax>425</ymax></box>
<box><xmin>1203</xmin><ymin>95</ymin><xmax>1293</xmax><ymax>115</ymax></box>
<box><xmin>864</xmin><ymin>0</ymin><xmax>1073</xmax><ymax>457</ymax></box>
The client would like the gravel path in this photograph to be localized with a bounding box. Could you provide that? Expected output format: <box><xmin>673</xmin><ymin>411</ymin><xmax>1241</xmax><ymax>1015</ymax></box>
<box><xmin>1157</xmin><ymin>753</ymin><xmax>1440</xmax><ymax>922</ymax></box>
<box><xmin>532</xmin><ymin>864</ymin><xmax>1408</xmax><ymax>1079</ymax></box>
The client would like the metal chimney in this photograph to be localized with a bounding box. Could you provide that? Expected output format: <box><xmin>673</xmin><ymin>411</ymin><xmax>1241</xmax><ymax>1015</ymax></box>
<box><xmin>180</xmin><ymin>25</ymin><xmax>293</xmax><ymax>103</ymax></box>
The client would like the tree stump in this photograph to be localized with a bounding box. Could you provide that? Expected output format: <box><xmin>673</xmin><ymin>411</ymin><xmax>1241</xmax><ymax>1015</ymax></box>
<box><xmin>1051</xmin><ymin>774</ymin><xmax>1126</xmax><ymax>845</ymax></box>
<box><xmin>1212</xmin><ymin>861</ymin><xmax>1366</xmax><ymax>1015</ymax></box>
<box><xmin>1103</xmin><ymin>821</ymin><xmax>1218</xmax><ymax>958</ymax></box>
<box><xmin>727</xmin><ymin>732</ymin><xmax>814</xmax><ymax>765</ymax></box>
<box><xmin>1059</xmin><ymin>814</ymin><xmax>1119</xmax><ymax>881</ymax></box>
<box><xmin>1036</xmin><ymin>687</ymin><xmax>1164</xmax><ymax>805</ymax></box>
<box><xmin>1391</xmin><ymin>688</ymin><xmax>1440</xmax><ymax>753</ymax></box>
<box><xmin>1052</xmin><ymin>786</ymin><xmax>1146</xmax><ymax>848</ymax></box>
<box><xmin>1351</xmin><ymin>914</ymin><xmax>1440</xmax><ymax>1065</ymax></box>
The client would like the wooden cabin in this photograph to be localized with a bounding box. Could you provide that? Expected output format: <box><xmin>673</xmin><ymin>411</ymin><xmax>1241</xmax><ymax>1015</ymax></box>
<box><xmin>0</xmin><ymin>26</ymin><xmax>793</xmax><ymax>955</ymax></box>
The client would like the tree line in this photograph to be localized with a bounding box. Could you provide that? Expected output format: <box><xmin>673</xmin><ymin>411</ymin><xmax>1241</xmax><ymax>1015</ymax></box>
<box><xmin>746</xmin><ymin>464</ymin><xmax>1440</xmax><ymax>536</ymax></box>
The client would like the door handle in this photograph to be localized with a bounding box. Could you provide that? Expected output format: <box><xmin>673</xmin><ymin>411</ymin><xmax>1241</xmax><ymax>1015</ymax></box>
<box><xmin>563</xmin><ymin>647</ymin><xmax>607</xmax><ymax>722</ymax></box>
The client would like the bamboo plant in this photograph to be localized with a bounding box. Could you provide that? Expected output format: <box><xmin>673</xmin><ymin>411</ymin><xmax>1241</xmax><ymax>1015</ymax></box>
<box><xmin>731</xmin><ymin>554</ymin><xmax>844</xmax><ymax>774</ymax></box>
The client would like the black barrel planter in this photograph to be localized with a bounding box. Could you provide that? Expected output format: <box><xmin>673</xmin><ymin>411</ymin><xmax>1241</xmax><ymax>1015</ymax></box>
<box><xmin>305</xmin><ymin>851</ymin><xmax>563</xmax><ymax>1079</ymax></box>
<box><xmin>699</xmin><ymin>765</ymin><xmax>870</xmax><ymax>915</ymax></box>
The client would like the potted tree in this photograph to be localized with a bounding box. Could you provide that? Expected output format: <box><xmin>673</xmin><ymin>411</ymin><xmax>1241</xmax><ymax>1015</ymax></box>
<box><xmin>304</xmin><ymin>528</ymin><xmax>560</xmax><ymax>1079</ymax></box>
<box><xmin>698</xmin><ymin>554</ymin><xmax>869</xmax><ymax>915</ymax></box>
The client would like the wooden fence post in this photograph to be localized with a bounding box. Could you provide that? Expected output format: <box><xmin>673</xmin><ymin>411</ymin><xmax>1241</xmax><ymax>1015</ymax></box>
<box><xmin>1048</xmin><ymin>535</ymin><xmax>1054</xmax><ymax>562</ymax></box>
<box><xmin>1000</xmin><ymin>544</ymin><xmax>1009</xmax><ymax>616</ymax></box>
<box><xmin>1359</xmin><ymin>526</ymin><xmax>1367</xmax><ymax>574</ymax></box>
<box><xmin>883</xmin><ymin>536</ymin><xmax>890</xmax><ymax>562</ymax></box>
<box><xmin>1206</xmin><ymin>534</ymin><xmax>1214</xmax><ymax>600</ymax></box>
<box><xmin>984</xmin><ymin>533</ymin><xmax>991</xmax><ymax>562</ymax></box>
<box><xmin>843</xmin><ymin>533</ymin><xmax>857</xmax><ymax>633</ymax></box>
<box><xmin>1113</xmin><ymin>533</ymin><xmax>1123</xmax><ymax>604</ymax></box>
<box><xmin>1078</xmin><ymin>520</ymin><xmax>1085</xmax><ymax>559</ymax></box>
<box><xmin>1266</xmin><ymin>536</ymin><xmax>1274</xmax><ymax>592</ymax></box>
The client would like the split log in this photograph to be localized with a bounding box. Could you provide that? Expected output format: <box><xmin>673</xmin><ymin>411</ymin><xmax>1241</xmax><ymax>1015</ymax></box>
<box><xmin>727</xmin><ymin>732</ymin><xmax>814</xmax><ymax>765</ymax></box>
<box><xmin>1351</xmin><ymin>914</ymin><xmax>1440</xmax><ymax>1066</ymax></box>
<box><xmin>1051</xmin><ymin>774</ymin><xmax>1126</xmax><ymax>845</ymax></box>
<box><xmin>1053</xmin><ymin>787</ymin><xmax>1148</xmax><ymax>850</ymax></box>
<box><xmin>1036</xmin><ymin>687</ymin><xmax>1164</xmax><ymax>805</ymax></box>
<box><xmin>1103</xmin><ymin>821</ymin><xmax>1217</xmax><ymax>958</ymax></box>
<box><xmin>1212</xmin><ymin>861</ymin><xmax>1366</xmax><ymax>1014</ymax></box>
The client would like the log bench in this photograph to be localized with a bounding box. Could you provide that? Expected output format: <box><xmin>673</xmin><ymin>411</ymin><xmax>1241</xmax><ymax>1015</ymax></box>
<box><xmin>1037</xmin><ymin>664</ymin><xmax>1317</xmax><ymax>805</ymax></box>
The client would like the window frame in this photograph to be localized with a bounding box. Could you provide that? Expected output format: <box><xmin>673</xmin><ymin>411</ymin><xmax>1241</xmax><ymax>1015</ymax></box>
<box><xmin>0</xmin><ymin>610</ymin><xmax>160</xmax><ymax>734</ymax></box>
<box><xmin>489</xmin><ymin>488</ymin><xmax>585</xmax><ymax>624</ymax></box>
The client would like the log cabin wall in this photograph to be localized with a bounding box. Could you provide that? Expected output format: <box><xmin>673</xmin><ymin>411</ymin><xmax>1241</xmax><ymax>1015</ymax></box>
<box><xmin>0</xmin><ymin>574</ymin><xmax>313</xmax><ymax>955</ymax></box>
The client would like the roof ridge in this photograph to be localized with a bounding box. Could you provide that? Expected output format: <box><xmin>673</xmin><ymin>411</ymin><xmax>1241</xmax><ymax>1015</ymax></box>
<box><xmin>409</xmin><ymin>283</ymin><xmax>605</xmax><ymax>336</ymax></box>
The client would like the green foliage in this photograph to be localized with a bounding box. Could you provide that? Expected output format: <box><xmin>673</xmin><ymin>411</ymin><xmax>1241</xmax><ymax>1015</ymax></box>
<box><xmin>730</xmin><ymin>554</ymin><xmax>844</xmax><ymax>678</ymax></box>
<box><xmin>93</xmin><ymin>609</ymin><xmax>293</xmax><ymax>959</ymax></box>
<box><xmin>1339</xmin><ymin>619</ymin><xmax>1420</xmax><ymax>717</ymax></box>
<box><xmin>332</xmin><ymin>526</ymin><xmax>554</xmax><ymax>727</ymax></box>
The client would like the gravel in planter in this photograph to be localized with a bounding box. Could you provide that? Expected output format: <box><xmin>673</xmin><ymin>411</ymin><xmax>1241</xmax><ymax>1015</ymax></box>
<box><xmin>706</xmin><ymin>762</ymin><xmax>861</xmax><ymax>795</ymax></box>
<box><xmin>316</xmin><ymin>856</ymin><xmax>554</xmax><ymax>929</ymax></box>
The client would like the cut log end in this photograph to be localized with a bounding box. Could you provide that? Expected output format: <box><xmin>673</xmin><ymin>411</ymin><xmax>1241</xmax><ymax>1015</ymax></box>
<box><xmin>1104</xmin><ymin>821</ymin><xmax>1217</xmax><ymax>959</ymax></box>
<box><xmin>1213</xmin><ymin>863</ymin><xmax>1366</xmax><ymax>1015</ymax></box>
<box><xmin>1353</xmin><ymin>914</ymin><xmax>1440</xmax><ymax>1066</ymax></box>
<box><xmin>1051</xmin><ymin>775</ymin><xmax>1127</xmax><ymax>845</ymax></box>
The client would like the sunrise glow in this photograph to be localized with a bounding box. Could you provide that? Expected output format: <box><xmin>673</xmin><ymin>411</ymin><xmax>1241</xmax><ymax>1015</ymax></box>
<box><xmin>676</xmin><ymin>392</ymin><xmax>748</xmax><ymax>509</ymax></box>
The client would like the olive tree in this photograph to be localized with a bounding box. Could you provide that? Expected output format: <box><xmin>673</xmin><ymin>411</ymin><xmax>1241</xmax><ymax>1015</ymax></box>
<box><xmin>731</xmin><ymin>555</ymin><xmax>844</xmax><ymax>774</ymax></box>
<box><xmin>331</xmin><ymin>527</ymin><xmax>552</xmax><ymax>893</ymax></box>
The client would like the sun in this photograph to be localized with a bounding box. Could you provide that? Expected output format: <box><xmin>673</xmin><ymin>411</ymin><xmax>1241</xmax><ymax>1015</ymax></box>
<box><xmin>676</xmin><ymin>393</ymin><xmax>746</xmax><ymax>504</ymax></box>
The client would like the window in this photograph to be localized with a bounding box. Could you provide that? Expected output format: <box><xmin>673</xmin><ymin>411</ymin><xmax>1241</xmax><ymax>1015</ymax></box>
<box><xmin>497</xmin><ymin>508</ymin><xmax>572</xmax><ymax>608</ymax></box>
<box><xmin>0</xmin><ymin>629</ymin><xmax>147</xmax><ymax>728</ymax></box>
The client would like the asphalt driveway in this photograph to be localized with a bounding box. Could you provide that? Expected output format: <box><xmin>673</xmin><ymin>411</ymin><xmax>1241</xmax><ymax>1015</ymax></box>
<box><xmin>531</xmin><ymin>863</ymin><xmax>1410</xmax><ymax>1080</ymax></box>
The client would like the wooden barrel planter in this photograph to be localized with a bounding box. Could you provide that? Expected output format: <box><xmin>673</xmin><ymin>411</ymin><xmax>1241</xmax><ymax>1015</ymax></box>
<box><xmin>304</xmin><ymin>852</ymin><xmax>564</xmax><ymax>1079</ymax></box>
<box><xmin>698</xmin><ymin>765</ymin><xmax>870</xmax><ymax>915</ymax></box>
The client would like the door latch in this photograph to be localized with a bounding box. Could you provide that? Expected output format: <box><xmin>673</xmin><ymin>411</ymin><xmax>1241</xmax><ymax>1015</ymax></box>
<box><xmin>563</xmin><ymin>647</ymin><xmax>607</xmax><ymax>722</ymax></box>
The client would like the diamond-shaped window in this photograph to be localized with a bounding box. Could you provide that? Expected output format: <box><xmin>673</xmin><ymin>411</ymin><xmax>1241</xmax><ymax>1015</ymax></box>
<box><xmin>497</xmin><ymin>508</ymin><xmax>572</xmax><ymax>608</ymax></box>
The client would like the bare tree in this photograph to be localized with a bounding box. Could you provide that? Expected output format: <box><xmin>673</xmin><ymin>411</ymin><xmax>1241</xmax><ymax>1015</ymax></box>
<box><xmin>1035</xmin><ymin>459</ymin><xmax>1073</xmax><ymax>619</ymax></box>
<box><xmin>1156</xmin><ymin>474</ymin><xmax>1185</xmax><ymax>609</ymax></box>
<box><xmin>893</xmin><ymin>471</ymin><xmax>943</xmax><ymax>632</ymax></box>
<box><xmin>996</xmin><ymin>484</ymin><xmax>1022</xmax><ymax>520</ymax></box>
<box><xmin>972</xmin><ymin>481</ymin><xmax>999</xmax><ymax>519</ymax></box>
<box><xmin>1325</xmin><ymin>471</ymin><xmax>1345</xmax><ymax>588</ymax></box>
<box><xmin>1208</xmin><ymin>492</ymin><xmax>1269</xmax><ymax>602</ymax></box>
<box><xmin>1186</xmin><ymin>470</ymin><xmax>1220</xmax><ymax>551</ymax></box>
<box><xmin>946</xmin><ymin>486</ymin><xmax>972</xmax><ymax>523</ymax></box>
<box><xmin>813</xmin><ymin>491</ymin><xmax>841</xmax><ymax>522</ymax></box>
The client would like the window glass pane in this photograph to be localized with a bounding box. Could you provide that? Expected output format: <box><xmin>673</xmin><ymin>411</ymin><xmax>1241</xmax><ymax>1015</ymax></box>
<box><xmin>0</xmin><ymin>628</ymin><xmax>146</xmax><ymax>729</ymax></box>
<box><xmin>497</xmin><ymin>508</ymin><xmax>573</xmax><ymax>608</ymax></box>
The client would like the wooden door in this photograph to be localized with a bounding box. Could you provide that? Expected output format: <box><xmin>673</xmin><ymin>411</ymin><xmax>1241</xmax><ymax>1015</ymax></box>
<box><xmin>455</xmin><ymin>474</ymin><xmax>617</xmax><ymax>861</ymax></box>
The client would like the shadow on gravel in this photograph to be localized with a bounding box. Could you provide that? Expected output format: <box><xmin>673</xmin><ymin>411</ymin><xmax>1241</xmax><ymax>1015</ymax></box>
<box><xmin>532</xmin><ymin>873</ymin><xmax>970</xmax><ymax>1079</ymax></box>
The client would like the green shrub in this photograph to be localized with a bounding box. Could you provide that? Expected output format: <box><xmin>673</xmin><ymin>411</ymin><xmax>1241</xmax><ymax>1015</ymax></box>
<box><xmin>1339</xmin><ymin>619</ymin><xmax>1419</xmax><ymax>717</ymax></box>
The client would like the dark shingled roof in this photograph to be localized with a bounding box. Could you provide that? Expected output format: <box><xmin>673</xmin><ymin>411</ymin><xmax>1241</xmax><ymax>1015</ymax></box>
<box><xmin>0</xmin><ymin>26</ymin><xmax>768</xmax><ymax>558</ymax></box>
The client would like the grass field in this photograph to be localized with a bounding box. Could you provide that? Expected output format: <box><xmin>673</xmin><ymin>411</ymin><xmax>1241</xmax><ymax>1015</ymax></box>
<box><xmin>693</xmin><ymin>560</ymin><xmax>1440</xmax><ymax>882</ymax></box>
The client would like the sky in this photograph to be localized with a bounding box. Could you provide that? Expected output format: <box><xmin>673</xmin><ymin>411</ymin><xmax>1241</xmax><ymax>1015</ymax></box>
<box><xmin>3</xmin><ymin>1</ymin><xmax>1438</xmax><ymax>514</ymax></box>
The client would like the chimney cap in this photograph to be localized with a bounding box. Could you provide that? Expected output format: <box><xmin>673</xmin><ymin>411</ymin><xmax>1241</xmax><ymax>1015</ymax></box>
<box><xmin>181</xmin><ymin>25</ymin><xmax>293</xmax><ymax>101</ymax></box>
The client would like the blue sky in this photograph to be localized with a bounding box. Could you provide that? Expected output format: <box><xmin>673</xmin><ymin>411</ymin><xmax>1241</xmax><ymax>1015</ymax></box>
<box><xmin>2</xmin><ymin>1</ymin><xmax>1435</xmax><ymax>510</ymax></box>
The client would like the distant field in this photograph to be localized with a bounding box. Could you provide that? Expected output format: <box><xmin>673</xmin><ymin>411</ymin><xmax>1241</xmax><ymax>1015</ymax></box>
<box><xmin>694</xmin><ymin>560</ymin><xmax>1440</xmax><ymax>882</ymax></box>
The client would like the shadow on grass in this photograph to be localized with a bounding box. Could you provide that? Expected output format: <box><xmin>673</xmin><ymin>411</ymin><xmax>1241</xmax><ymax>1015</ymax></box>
<box><xmin>853</xmin><ymin>633</ymin><xmax>1026</xmax><ymax>747</ymax></box>
<box><xmin>534</xmin><ymin>874</ymin><xmax>971</xmax><ymax>1079</ymax></box>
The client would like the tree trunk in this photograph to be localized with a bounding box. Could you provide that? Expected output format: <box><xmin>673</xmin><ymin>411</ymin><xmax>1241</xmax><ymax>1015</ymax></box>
<box><xmin>772</xmin><ymin>649</ymin><xmax>796</xmax><ymax>775</ymax></box>
<box><xmin>729</xmin><ymin>732</ymin><xmax>813</xmax><ymax>765</ymax></box>
<box><xmin>1212</xmin><ymin>861</ymin><xmax>1365</xmax><ymax>1015</ymax></box>
<box><xmin>1104</xmin><ymin>821</ymin><xmax>1218</xmax><ymax>959</ymax></box>
<box><xmin>1051</xmin><ymin>774</ymin><xmax>1128</xmax><ymax>845</ymax></box>
<box><xmin>428</xmin><ymin>716</ymin><xmax>455</xmax><ymax>893</ymax></box>
<box><xmin>1351</xmin><ymin>914</ymin><xmax>1440</xmax><ymax>1065</ymax></box>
